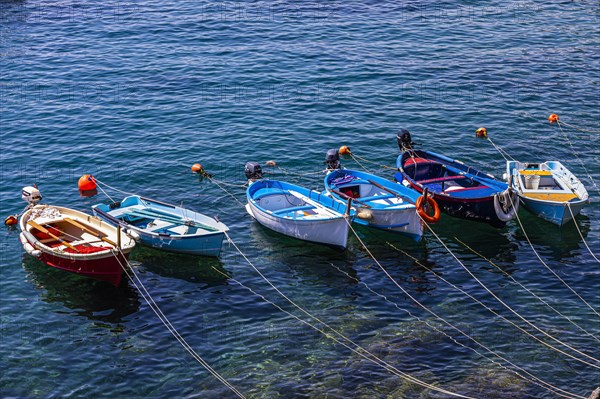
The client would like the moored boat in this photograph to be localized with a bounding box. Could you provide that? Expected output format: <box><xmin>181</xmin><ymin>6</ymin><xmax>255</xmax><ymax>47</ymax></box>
<box><xmin>92</xmin><ymin>195</ymin><xmax>229</xmax><ymax>257</ymax></box>
<box><xmin>394</xmin><ymin>130</ymin><xmax>519</xmax><ymax>227</ymax></box>
<box><xmin>18</xmin><ymin>186</ymin><xmax>135</xmax><ymax>286</ymax></box>
<box><xmin>506</xmin><ymin>161</ymin><xmax>589</xmax><ymax>226</ymax></box>
<box><xmin>324</xmin><ymin>165</ymin><xmax>430</xmax><ymax>241</ymax></box>
<box><xmin>245</xmin><ymin>162</ymin><xmax>353</xmax><ymax>248</ymax></box>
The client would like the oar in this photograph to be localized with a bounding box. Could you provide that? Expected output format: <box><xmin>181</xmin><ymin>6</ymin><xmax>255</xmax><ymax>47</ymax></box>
<box><xmin>367</xmin><ymin>179</ymin><xmax>415</xmax><ymax>205</ymax></box>
<box><xmin>126</xmin><ymin>209</ymin><xmax>219</xmax><ymax>232</ymax></box>
<box><xmin>63</xmin><ymin>217</ymin><xmax>118</xmax><ymax>247</ymax></box>
<box><xmin>331</xmin><ymin>189</ymin><xmax>372</xmax><ymax>208</ymax></box>
<box><xmin>28</xmin><ymin>220</ymin><xmax>80</xmax><ymax>253</ymax></box>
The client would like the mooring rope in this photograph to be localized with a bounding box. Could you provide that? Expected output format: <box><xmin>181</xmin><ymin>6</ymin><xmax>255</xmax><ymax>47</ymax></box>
<box><xmin>507</xmin><ymin>194</ymin><xmax>600</xmax><ymax>318</ymax></box>
<box><xmin>419</xmin><ymin>218</ymin><xmax>600</xmax><ymax>367</ymax></box>
<box><xmin>220</xmin><ymin>232</ymin><xmax>474</xmax><ymax>398</ymax></box>
<box><xmin>207</xmin><ymin>177</ymin><xmax>247</xmax><ymax>207</ymax></box>
<box><xmin>454</xmin><ymin>237</ymin><xmax>600</xmax><ymax>343</ymax></box>
<box><xmin>486</xmin><ymin>137</ymin><xmax>517</xmax><ymax>162</ymax></box>
<box><xmin>555</xmin><ymin>120</ymin><xmax>599</xmax><ymax>194</ymax></box>
<box><xmin>566</xmin><ymin>202</ymin><xmax>600</xmax><ymax>264</ymax></box>
<box><xmin>328</xmin><ymin>261</ymin><xmax>583</xmax><ymax>399</ymax></box>
<box><xmin>559</xmin><ymin>121</ymin><xmax>600</xmax><ymax>134</ymax></box>
<box><xmin>110</xmin><ymin>252</ymin><xmax>246</xmax><ymax>398</ymax></box>
<box><xmin>349</xmin><ymin>152</ymin><xmax>395</xmax><ymax>170</ymax></box>
<box><xmin>95</xmin><ymin>178</ymin><xmax>138</xmax><ymax>198</ymax></box>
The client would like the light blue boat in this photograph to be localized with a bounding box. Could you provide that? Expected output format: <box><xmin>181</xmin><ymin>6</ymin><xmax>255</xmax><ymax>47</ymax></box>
<box><xmin>506</xmin><ymin>161</ymin><xmax>589</xmax><ymax>226</ymax></box>
<box><xmin>92</xmin><ymin>196</ymin><xmax>229</xmax><ymax>257</ymax></box>
<box><xmin>324</xmin><ymin>169</ymin><xmax>425</xmax><ymax>241</ymax></box>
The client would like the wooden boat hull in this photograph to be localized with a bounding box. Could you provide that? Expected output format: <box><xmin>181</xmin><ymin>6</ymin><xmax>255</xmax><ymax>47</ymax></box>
<box><xmin>396</xmin><ymin>150</ymin><xmax>518</xmax><ymax>227</ymax></box>
<box><xmin>19</xmin><ymin>205</ymin><xmax>136</xmax><ymax>286</ymax></box>
<box><xmin>92</xmin><ymin>196</ymin><xmax>228</xmax><ymax>257</ymax></box>
<box><xmin>507</xmin><ymin>161</ymin><xmax>589</xmax><ymax>226</ymax></box>
<box><xmin>246</xmin><ymin>180</ymin><xmax>351</xmax><ymax>248</ymax></box>
<box><xmin>324</xmin><ymin>169</ymin><xmax>423</xmax><ymax>241</ymax></box>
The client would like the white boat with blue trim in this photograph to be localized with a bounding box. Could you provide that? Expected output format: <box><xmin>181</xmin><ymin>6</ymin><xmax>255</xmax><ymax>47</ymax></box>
<box><xmin>245</xmin><ymin>162</ymin><xmax>353</xmax><ymax>248</ymax></box>
<box><xmin>506</xmin><ymin>161</ymin><xmax>589</xmax><ymax>226</ymax></box>
<box><xmin>92</xmin><ymin>196</ymin><xmax>229</xmax><ymax>256</ymax></box>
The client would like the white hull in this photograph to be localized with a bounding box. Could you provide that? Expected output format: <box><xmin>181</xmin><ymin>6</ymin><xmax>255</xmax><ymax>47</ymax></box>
<box><xmin>246</xmin><ymin>203</ymin><xmax>350</xmax><ymax>248</ymax></box>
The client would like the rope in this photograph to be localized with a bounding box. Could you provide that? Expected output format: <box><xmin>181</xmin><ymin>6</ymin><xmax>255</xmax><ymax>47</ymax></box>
<box><xmin>507</xmin><ymin>194</ymin><xmax>600</xmax><ymax>318</ymax></box>
<box><xmin>454</xmin><ymin>237</ymin><xmax>600</xmax><ymax>343</ymax></box>
<box><xmin>419</xmin><ymin>218</ymin><xmax>600</xmax><ymax>367</ymax></box>
<box><xmin>486</xmin><ymin>137</ymin><xmax>517</xmax><ymax>162</ymax></box>
<box><xmin>111</xmin><ymin>251</ymin><xmax>246</xmax><ymax>398</ymax></box>
<box><xmin>349</xmin><ymin>152</ymin><xmax>395</xmax><ymax>170</ymax></box>
<box><xmin>348</xmin><ymin>153</ymin><xmax>372</xmax><ymax>172</ymax></box>
<box><xmin>207</xmin><ymin>177</ymin><xmax>246</xmax><ymax>207</ymax></box>
<box><xmin>560</xmin><ymin>121</ymin><xmax>600</xmax><ymax>134</ymax></box>
<box><xmin>556</xmin><ymin>120</ymin><xmax>599</xmax><ymax>194</ymax></box>
<box><xmin>220</xmin><ymin>231</ymin><xmax>476</xmax><ymax>398</ymax></box>
<box><xmin>328</xmin><ymin>262</ymin><xmax>583</xmax><ymax>399</ymax></box>
<box><xmin>95</xmin><ymin>178</ymin><xmax>139</xmax><ymax>198</ymax></box>
<box><xmin>566</xmin><ymin>203</ymin><xmax>600</xmax><ymax>264</ymax></box>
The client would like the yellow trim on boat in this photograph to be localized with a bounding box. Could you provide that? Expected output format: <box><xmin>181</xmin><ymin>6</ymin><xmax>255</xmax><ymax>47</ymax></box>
<box><xmin>522</xmin><ymin>192</ymin><xmax>578</xmax><ymax>202</ymax></box>
<box><xmin>519</xmin><ymin>169</ymin><xmax>552</xmax><ymax>176</ymax></box>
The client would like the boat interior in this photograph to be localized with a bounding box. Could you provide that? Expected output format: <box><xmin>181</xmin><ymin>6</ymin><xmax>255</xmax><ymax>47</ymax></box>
<box><xmin>108</xmin><ymin>205</ymin><xmax>211</xmax><ymax>235</ymax></box>
<box><xmin>514</xmin><ymin>164</ymin><xmax>579</xmax><ymax>202</ymax></box>
<box><xmin>252</xmin><ymin>188</ymin><xmax>338</xmax><ymax>219</ymax></box>
<box><xmin>403</xmin><ymin>158</ymin><xmax>495</xmax><ymax>197</ymax></box>
<box><xmin>28</xmin><ymin>219</ymin><xmax>112</xmax><ymax>253</ymax></box>
<box><xmin>329</xmin><ymin>177</ymin><xmax>410</xmax><ymax>209</ymax></box>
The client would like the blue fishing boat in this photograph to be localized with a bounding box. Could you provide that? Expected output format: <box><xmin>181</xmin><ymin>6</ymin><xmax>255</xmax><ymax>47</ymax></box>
<box><xmin>92</xmin><ymin>196</ymin><xmax>229</xmax><ymax>257</ymax></box>
<box><xmin>245</xmin><ymin>162</ymin><xmax>353</xmax><ymax>248</ymax></box>
<box><xmin>324</xmin><ymin>168</ymin><xmax>430</xmax><ymax>241</ymax></box>
<box><xmin>506</xmin><ymin>161</ymin><xmax>589</xmax><ymax>226</ymax></box>
<box><xmin>395</xmin><ymin>130</ymin><xmax>519</xmax><ymax>227</ymax></box>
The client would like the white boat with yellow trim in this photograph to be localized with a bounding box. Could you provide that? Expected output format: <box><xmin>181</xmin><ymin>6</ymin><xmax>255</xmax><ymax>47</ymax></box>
<box><xmin>506</xmin><ymin>161</ymin><xmax>589</xmax><ymax>226</ymax></box>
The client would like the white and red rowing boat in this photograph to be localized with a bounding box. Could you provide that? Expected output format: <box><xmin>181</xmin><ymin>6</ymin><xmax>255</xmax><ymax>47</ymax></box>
<box><xmin>18</xmin><ymin>186</ymin><xmax>136</xmax><ymax>286</ymax></box>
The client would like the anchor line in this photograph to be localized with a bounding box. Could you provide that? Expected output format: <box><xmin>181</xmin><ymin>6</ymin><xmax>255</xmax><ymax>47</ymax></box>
<box><xmin>111</xmin><ymin>250</ymin><xmax>246</xmax><ymax>398</ymax></box>
<box><xmin>454</xmin><ymin>237</ymin><xmax>600</xmax><ymax>343</ymax></box>
<box><xmin>220</xmin><ymin>232</ymin><xmax>476</xmax><ymax>399</ymax></box>
<box><xmin>566</xmin><ymin>203</ymin><xmax>600</xmax><ymax>264</ymax></box>
<box><xmin>506</xmin><ymin>195</ymin><xmax>600</xmax><ymax>318</ymax></box>
<box><xmin>329</xmin><ymin>260</ymin><xmax>584</xmax><ymax>399</ymax></box>
<box><xmin>419</xmin><ymin>217</ymin><xmax>600</xmax><ymax>367</ymax></box>
<box><xmin>556</xmin><ymin>120</ymin><xmax>599</xmax><ymax>194</ymax></box>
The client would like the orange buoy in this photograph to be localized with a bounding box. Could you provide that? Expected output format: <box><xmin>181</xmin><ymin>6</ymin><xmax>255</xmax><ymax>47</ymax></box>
<box><xmin>191</xmin><ymin>163</ymin><xmax>203</xmax><ymax>173</ymax></box>
<box><xmin>475</xmin><ymin>127</ymin><xmax>488</xmax><ymax>138</ymax></box>
<box><xmin>78</xmin><ymin>174</ymin><xmax>97</xmax><ymax>191</ymax></box>
<box><xmin>265</xmin><ymin>160</ymin><xmax>277</xmax><ymax>167</ymax></box>
<box><xmin>4</xmin><ymin>215</ymin><xmax>18</xmax><ymax>226</ymax></box>
<box><xmin>548</xmin><ymin>114</ymin><xmax>559</xmax><ymax>124</ymax></box>
<box><xmin>339</xmin><ymin>145</ymin><xmax>351</xmax><ymax>155</ymax></box>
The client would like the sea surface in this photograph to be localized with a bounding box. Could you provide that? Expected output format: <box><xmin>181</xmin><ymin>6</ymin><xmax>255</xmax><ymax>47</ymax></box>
<box><xmin>1</xmin><ymin>1</ymin><xmax>599</xmax><ymax>398</ymax></box>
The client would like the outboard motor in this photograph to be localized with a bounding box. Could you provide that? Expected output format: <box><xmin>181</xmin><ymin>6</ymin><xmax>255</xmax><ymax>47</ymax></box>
<box><xmin>324</xmin><ymin>148</ymin><xmax>341</xmax><ymax>170</ymax></box>
<box><xmin>396</xmin><ymin>128</ymin><xmax>414</xmax><ymax>151</ymax></box>
<box><xmin>244</xmin><ymin>162</ymin><xmax>263</xmax><ymax>181</ymax></box>
<box><xmin>22</xmin><ymin>186</ymin><xmax>42</xmax><ymax>205</ymax></box>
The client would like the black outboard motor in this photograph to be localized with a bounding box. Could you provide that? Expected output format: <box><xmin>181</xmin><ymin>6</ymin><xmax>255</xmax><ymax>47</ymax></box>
<box><xmin>244</xmin><ymin>162</ymin><xmax>263</xmax><ymax>180</ymax></box>
<box><xmin>396</xmin><ymin>128</ymin><xmax>414</xmax><ymax>151</ymax></box>
<box><xmin>324</xmin><ymin>148</ymin><xmax>341</xmax><ymax>170</ymax></box>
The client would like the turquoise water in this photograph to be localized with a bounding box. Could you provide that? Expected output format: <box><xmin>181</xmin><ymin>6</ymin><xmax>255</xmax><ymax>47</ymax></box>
<box><xmin>1</xmin><ymin>1</ymin><xmax>599</xmax><ymax>397</ymax></box>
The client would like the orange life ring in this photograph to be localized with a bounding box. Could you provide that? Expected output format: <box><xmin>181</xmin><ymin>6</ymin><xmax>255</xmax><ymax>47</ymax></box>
<box><xmin>416</xmin><ymin>195</ymin><xmax>441</xmax><ymax>224</ymax></box>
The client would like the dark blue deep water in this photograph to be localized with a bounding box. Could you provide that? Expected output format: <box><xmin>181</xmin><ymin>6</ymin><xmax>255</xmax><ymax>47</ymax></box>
<box><xmin>1</xmin><ymin>1</ymin><xmax>599</xmax><ymax>398</ymax></box>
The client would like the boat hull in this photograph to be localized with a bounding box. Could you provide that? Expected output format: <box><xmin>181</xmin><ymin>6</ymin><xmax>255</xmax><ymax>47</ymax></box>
<box><xmin>246</xmin><ymin>203</ymin><xmax>350</xmax><ymax>248</ymax></box>
<box><xmin>520</xmin><ymin>197</ymin><xmax>587</xmax><ymax>226</ymax></box>
<box><xmin>38</xmin><ymin>249</ymin><xmax>129</xmax><ymax>286</ymax></box>
<box><xmin>134</xmin><ymin>229</ymin><xmax>226</xmax><ymax>257</ymax></box>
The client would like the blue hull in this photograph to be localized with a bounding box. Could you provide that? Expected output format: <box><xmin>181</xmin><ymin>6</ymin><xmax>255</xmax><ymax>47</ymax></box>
<box><xmin>520</xmin><ymin>197</ymin><xmax>587</xmax><ymax>226</ymax></box>
<box><xmin>92</xmin><ymin>196</ymin><xmax>229</xmax><ymax>257</ymax></box>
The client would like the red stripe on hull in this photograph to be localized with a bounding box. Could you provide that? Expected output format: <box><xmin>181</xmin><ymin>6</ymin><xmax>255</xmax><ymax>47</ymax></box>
<box><xmin>39</xmin><ymin>251</ymin><xmax>128</xmax><ymax>286</ymax></box>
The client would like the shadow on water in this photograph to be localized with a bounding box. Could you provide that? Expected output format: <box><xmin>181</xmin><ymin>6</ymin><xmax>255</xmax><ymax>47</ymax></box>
<box><xmin>22</xmin><ymin>255</ymin><xmax>140</xmax><ymax>323</ymax></box>
<box><xmin>509</xmin><ymin>211</ymin><xmax>593</xmax><ymax>261</ymax></box>
<box><xmin>130</xmin><ymin>246</ymin><xmax>230</xmax><ymax>286</ymax></box>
